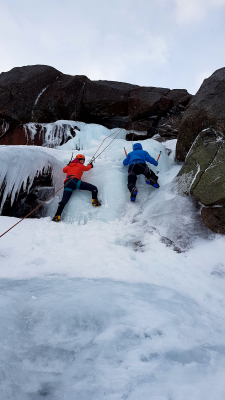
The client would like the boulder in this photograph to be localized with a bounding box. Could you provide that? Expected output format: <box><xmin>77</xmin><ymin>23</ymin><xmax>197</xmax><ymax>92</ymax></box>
<box><xmin>201</xmin><ymin>207</ymin><xmax>225</xmax><ymax>235</ymax></box>
<box><xmin>176</xmin><ymin>67</ymin><xmax>225</xmax><ymax>161</ymax></box>
<box><xmin>177</xmin><ymin>127</ymin><xmax>225</xmax><ymax>234</ymax></box>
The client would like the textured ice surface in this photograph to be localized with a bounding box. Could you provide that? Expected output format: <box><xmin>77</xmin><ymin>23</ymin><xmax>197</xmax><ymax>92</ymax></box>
<box><xmin>26</xmin><ymin>120</ymin><xmax>77</xmax><ymax>147</ymax></box>
<box><xmin>0</xmin><ymin>277</ymin><xmax>224</xmax><ymax>400</ymax></box>
<box><xmin>0</xmin><ymin>122</ymin><xmax>224</xmax><ymax>400</ymax></box>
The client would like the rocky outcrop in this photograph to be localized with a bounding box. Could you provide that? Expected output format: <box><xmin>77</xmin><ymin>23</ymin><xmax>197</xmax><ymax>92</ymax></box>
<box><xmin>32</xmin><ymin>74</ymin><xmax>89</xmax><ymax>123</ymax></box>
<box><xmin>0</xmin><ymin>65</ymin><xmax>192</xmax><ymax>146</ymax></box>
<box><xmin>201</xmin><ymin>207</ymin><xmax>225</xmax><ymax>235</ymax></box>
<box><xmin>0</xmin><ymin>65</ymin><xmax>61</xmax><ymax>122</ymax></box>
<box><xmin>177</xmin><ymin>128</ymin><xmax>225</xmax><ymax>234</ymax></box>
<box><xmin>176</xmin><ymin>68</ymin><xmax>225</xmax><ymax>161</ymax></box>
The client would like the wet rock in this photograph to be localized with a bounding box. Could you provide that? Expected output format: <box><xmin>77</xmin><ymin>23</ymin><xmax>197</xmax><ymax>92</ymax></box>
<box><xmin>126</xmin><ymin>131</ymin><xmax>149</xmax><ymax>141</ymax></box>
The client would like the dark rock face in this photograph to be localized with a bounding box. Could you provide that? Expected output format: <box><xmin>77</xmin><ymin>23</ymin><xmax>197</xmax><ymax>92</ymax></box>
<box><xmin>0</xmin><ymin>65</ymin><xmax>61</xmax><ymax>122</ymax></box>
<box><xmin>0</xmin><ymin>170</ymin><xmax>55</xmax><ymax>218</ymax></box>
<box><xmin>0</xmin><ymin>65</ymin><xmax>192</xmax><ymax>146</ymax></box>
<box><xmin>82</xmin><ymin>80</ymin><xmax>134</xmax><ymax>122</ymax></box>
<box><xmin>177</xmin><ymin>128</ymin><xmax>225</xmax><ymax>234</ymax></box>
<box><xmin>32</xmin><ymin>74</ymin><xmax>89</xmax><ymax>123</ymax></box>
<box><xmin>176</xmin><ymin>68</ymin><xmax>225</xmax><ymax>161</ymax></box>
<box><xmin>201</xmin><ymin>207</ymin><xmax>225</xmax><ymax>235</ymax></box>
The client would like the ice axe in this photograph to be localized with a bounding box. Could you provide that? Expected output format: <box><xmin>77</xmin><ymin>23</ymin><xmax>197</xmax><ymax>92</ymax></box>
<box><xmin>157</xmin><ymin>151</ymin><xmax>162</xmax><ymax>161</ymax></box>
<box><xmin>156</xmin><ymin>151</ymin><xmax>162</xmax><ymax>173</ymax></box>
<box><xmin>67</xmin><ymin>152</ymin><xmax>74</xmax><ymax>165</ymax></box>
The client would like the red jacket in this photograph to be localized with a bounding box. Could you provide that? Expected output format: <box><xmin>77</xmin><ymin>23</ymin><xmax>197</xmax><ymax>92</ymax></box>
<box><xmin>63</xmin><ymin>159</ymin><xmax>92</xmax><ymax>181</ymax></box>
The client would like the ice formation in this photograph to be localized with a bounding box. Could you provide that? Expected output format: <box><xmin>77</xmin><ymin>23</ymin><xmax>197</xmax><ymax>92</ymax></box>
<box><xmin>25</xmin><ymin>120</ymin><xmax>79</xmax><ymax>147</ymax></box>
<box><xmin>0</xmin><ymin>122</ymin><xmax>210</xmax><ymax>248</ymax></box>
<box><xmin>0</xmin><ymin>146</ymin><xmax>63</xmax><ymax>212</ymax></box>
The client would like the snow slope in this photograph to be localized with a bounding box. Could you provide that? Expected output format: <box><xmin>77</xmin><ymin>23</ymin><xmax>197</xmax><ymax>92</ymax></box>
<box><xmin>0</xmin><ymin>122</ymin><xmax>224</xmax><ymax>400</ymax></box>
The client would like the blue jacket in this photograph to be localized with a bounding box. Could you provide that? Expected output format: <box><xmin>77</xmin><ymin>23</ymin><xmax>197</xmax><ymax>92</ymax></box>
<box><xmin>123</xmin><ymin>143</ymin><xmax>158</xmax><ymax>167</ymax></box>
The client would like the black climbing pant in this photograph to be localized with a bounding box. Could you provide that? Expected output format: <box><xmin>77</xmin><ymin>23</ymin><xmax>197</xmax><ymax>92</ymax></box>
<box><xmin>127</xmin><ymin>163</ymin><xmax>158</xmax><ymax>193</ymax></box>
<box><xmin>55</xmin><ymin>178</ymin><xmax>98</xmax><ymax>216</ymax></box>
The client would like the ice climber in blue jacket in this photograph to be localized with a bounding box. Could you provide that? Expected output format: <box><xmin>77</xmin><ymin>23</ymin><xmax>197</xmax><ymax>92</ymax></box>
<box><xmin>123</xmin><ymin>143</ymin><xmax>159</xmax><ymax>202</ymax></box>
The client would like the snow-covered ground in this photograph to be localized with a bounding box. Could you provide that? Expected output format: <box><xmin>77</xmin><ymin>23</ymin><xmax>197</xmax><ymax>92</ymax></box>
<box><xmin>0</xmin><ymin>122</ymin><xmax>224</xmax><ymax>400</ymax></box>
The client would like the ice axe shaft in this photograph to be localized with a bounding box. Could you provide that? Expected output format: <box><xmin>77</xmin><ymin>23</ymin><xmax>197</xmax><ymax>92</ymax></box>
<box><xmin>157</xmin><ymin>151</ymin><xmax>162</xmax><ymax>161</ymax></box>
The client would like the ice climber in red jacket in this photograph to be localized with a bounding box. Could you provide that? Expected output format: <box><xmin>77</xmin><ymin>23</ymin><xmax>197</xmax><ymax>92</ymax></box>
<box><xmin>52</xmin><ymin>154</ymin><xmax>101</xmax><ymax>222</ymax></box>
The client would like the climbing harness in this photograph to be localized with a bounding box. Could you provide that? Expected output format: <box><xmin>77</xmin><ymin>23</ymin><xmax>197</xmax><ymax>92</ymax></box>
<box><xmin>127</xmin><ymin>150</ymin><xmax>161</xmax><ymax>187</ymax></box>
<box><xmin>64</xmin><ymin>176</ymin><xmax>82</xmax><ymax>191</ymax></box>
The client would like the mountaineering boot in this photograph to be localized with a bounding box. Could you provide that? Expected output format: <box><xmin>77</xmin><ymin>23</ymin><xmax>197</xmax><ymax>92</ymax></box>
<box><xmin>92</xmin><ymin>199</ymin><xmax>101</xmax><ymax>207</ymax></box>
<box><xmin>130</xmin><ymin>187</ymin><xmax>138</xmax><ymax>202</ymax></box>
<box><xmin>52</xmin><ymin>215</ymin><xmax>61</xmax><ymax>222</ymax></box>
<box><xmin>146</xmin><ymin>179</ymin><xmax>160</xmax><ymax>188</ymax></box>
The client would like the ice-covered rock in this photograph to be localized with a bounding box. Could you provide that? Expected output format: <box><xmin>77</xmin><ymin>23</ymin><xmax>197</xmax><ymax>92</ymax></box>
<box><xmin>0</xmin><ymin>146</ymin><xmax>63</xmax><ymax>217</ymax></box>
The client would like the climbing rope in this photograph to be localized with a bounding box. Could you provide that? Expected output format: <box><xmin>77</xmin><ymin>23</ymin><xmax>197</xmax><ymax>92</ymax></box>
<box><xmin>0</xmin><ymin>175</ymin><xmax>77</xmax><ymax>238</ymax></box>
<box><xmin>89</xmin><ymin>127</ymin><xmax>123</xmax><ymax>163</ymax></box>
<box><xmin>0</xmin><ymin>127</ymin><xmax>123</xmax><ymax>238</ymax></box>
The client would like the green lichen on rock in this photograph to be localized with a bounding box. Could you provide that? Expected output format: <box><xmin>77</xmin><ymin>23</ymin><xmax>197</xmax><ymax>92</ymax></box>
<box><xmin>178</xmin><ymin>127</ymin><xmax>225</xmax><ymax>234</ymax></box>
<box><xmin>178</xmin><ymin>128</ymin><xmax>223</xmax><ymax>194</ymax></box>
<box><xmin>192</xmin><ymin>140</ymin><xmax>225</xmax><ymax>206</ymax></box>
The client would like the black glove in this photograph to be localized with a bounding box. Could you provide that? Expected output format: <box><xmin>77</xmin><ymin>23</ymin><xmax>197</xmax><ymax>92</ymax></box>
<box><xmin>89</xmin><ymin>162</ymin><xmax>93</xmax><ymax>168</ymax></box>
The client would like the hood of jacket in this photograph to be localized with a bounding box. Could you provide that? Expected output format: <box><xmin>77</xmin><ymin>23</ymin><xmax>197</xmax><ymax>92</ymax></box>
<box><xmin>71</xmin><ymin>158</ymin><xmax>81</xmax><ymax>164</ymax></box>
<box><xmin>133</xmin><ymin>143</ymin><xmax>143</xmax><ymax>151</ymax></box>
